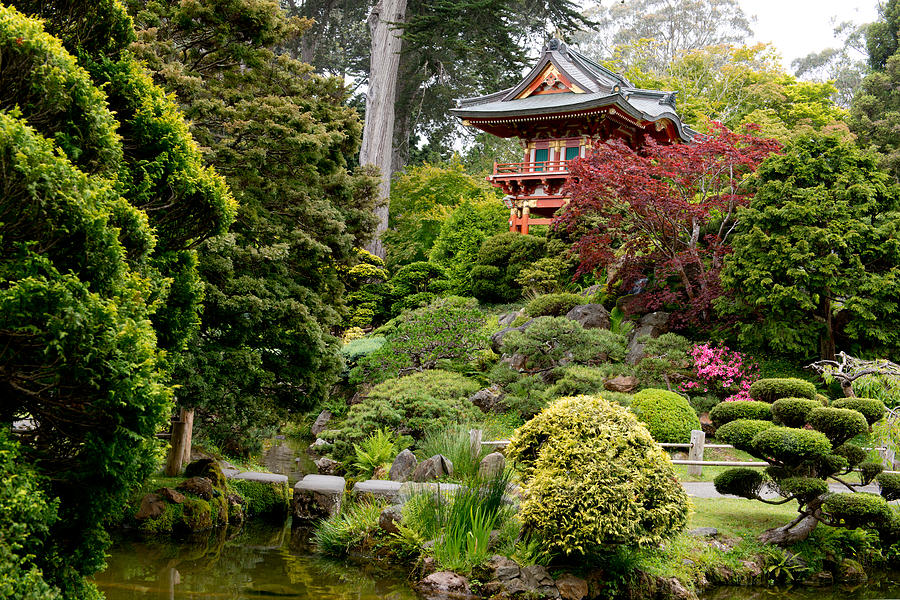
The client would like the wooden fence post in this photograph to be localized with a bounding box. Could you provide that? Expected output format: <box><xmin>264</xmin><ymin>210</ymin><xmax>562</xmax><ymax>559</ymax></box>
<box><xmin>469</xmin><ymin>429</ymin><xmax>483</xmax><ymax>460</ymax></box>
<box><xmin>688</xmin><ymin>429</ymin><xmax>705</xmax><ymax>477</ymax></box>
<box><xmin>165</xmin><ymin>420</ymin><xmax>187</xmax><ymax>476</ymax></box>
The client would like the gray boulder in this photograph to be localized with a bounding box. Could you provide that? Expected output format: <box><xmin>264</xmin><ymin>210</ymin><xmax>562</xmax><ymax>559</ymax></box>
<box><xmin>417</xmin><ymin>571</ymin><xmax>470</xmax><ymax>597</ymax></box>
<box><xmin>497</xmin><ymin>311</ymin><xmax>520</xmax><ymax>327</ymax></box>
<box><xmin>389</xmin><ymin>449</ymin><xmax>418</xmax><ymax>482</ymax></box>
<box><xmin>314</xmin><ymin>457</ymin><xmax>342</xmax><ymax>475</ymax></box>
<box><xmin>469</xmin><ymin>385</ymin><xmax>505</xmax><ymax>413</ymax></box>
<box><xmin>565</xmin><ymin>303</ymin><xmax>611</xmax><ymax>329</ymax></box>
<box><xmin>604</xmin><ymin>375</ymin><xmax>639</xmax><ymax>393</ymax></box>
<box><xmin>378</xmin><ymin>504</ymin><xmax>404</xmax><ymax>535</ymax></box>
<box><xmin>479</xmin><ymin>452</ymin><xmax>506</xmax><ymax>478</ymax></box>
<box><xmin>135</xmin><ymin>493</ymin><xmax>166</xmax><ymax>520</ymax></box>
<box><xmin>556</xmin><ymin>573</ymin><xmax>588</xmax><ymax>600</ymax></box>
<box><xmin>626</xmin><ymin>311</ymin><xmax>670</xmax><ymax>364</ymax></box>
<box><xmin>310</xmin><ymin>409</ymin><xmax>333</xmax><ymax>436</ymax></box>
<box><xmin>412</xmin><ymin>454</ymin><xmax>453</xmax><ymax>481</ymax></box>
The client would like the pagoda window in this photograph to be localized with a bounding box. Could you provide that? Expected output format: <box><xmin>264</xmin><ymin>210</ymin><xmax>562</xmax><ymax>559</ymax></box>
<box><xmin>565</xmin><ymin>145</ymin><xmax>580</xmax><ymax>161</ymax></box>
<box><xmin>534</xmin><ymin>147</ymin><xmax>549</xmax><ymax>172</ymax></box>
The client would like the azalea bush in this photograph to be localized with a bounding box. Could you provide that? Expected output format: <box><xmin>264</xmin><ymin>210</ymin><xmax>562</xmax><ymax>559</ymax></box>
<box><xmin>680</xmin><ymin>343</ymin><xmax>759</xmax><ymax>402</ymax></box>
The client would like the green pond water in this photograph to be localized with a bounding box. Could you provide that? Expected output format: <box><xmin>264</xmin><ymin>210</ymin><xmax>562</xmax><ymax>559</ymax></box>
<box><xmin>93</xmin><ymin>520</ymin><xmax>419</xmax><ymax>600</ymax></box>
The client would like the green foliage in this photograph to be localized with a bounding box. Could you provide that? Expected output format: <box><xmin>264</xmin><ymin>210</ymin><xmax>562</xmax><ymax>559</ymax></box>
<box><xmin>771</xmin><ymin>398</ymin><xmax>824</xmax><ymax>428</ymax></box>
<box><xmin>382</xmin><ymin>162</ymin><xmax>504</xmax><ymax>270</ymax></box>
<box><xmin>227</xmin><ymin>478</ymin><xmax>290</xmax><ymax>519</ymax></box>
<box><xmin>835</xmin><ymin>443</ymin><xmax>868</xmax><ymax>469</ymax></box>
<box><xmin>713</xmin><ymin>419</ymin><xmax>776</xmax><ymax>453</ymax></box>
<box><xmin>822</xmin><ymin>493</ymin><xmax>891</xmax><ymax>530</ymax></box>
<box><xmin>352</xmin><ymin>296</ymin><xmax>488</xmax><ymax>383</ymax></box>
<box><xmin>719</xmin><ymin>135</ymin><xmax>900</xmax><ymax>359</ymax></box>
<box><xmin>345</xmin><ymin>249</ymin><xmax>392</xmax><ymax>327</ymax></box>
<box><xmin>126</xmin><ymin>0</ymin><xmax>376</xmax><ymax>454</ymax></box>
<box><xmin>713</xmin><ymin>468</ymin><xmax>766</xmax><ymax>500</ymax></box>
<box><xmin>334</xmin><ymin>370</ymin><xmax>479</xmax><ymax>457</ymax></box>
<box><xmin>0</xmin><ymin>430</ymin><xmax>62</xmax><ymax>600</ymax></box>
<box><xmin>749</xmin><ymin>378</ymin><xmax>817</xmax><ymax>403</ymax></box>
<box><xmin>630</xmin><ymin>389</ymin><xmax>701</xmax><ymax>444</ymax></box>
<box><xmin>352</xmin><ymin>429</ymin><xmax>398</xmax><ymax>479</ymax></box>
<box><xmin>341</xmin><ymin>336</ymin><xmax>387</xmax><ymax>378</ymax></box>
<box><xmin>876</xmin><ymin>472</ymin><xmax>900</xmax><ymax>501</ymax></box>
<box><xmin>506</xmin><ymin>395</ymin><xmax>689</xmax><ymax>555</ymax></box>
<box><xmin>471</xmin><ymin>233</ymin><xmax>546</xmax><ymax>302</ymax></box>
<box><xmin>313</xmin><ymin>500</ymin><xmax>383</xmax><ymax>556</ymax></box>
<box><xmin>429</xmin><ymin>201</ymin><xmax>492</xmax><ymax>295</ymax></box>
<box><xmin>832</xmin><ymin>398</ymin><xmax>887</xmax><ymax>426</ymax></box>
<box><xmin>416</xmin><ymin>425</ymin><xmax>486</xmax><ymax>479</ymax></box>
<box><xmin>515</xmin><ymin>256</ymin><xmax>574</xmax><ymax>296</ymax></box>
<box><xmin>634</xmin><ymin>333</ymin><xmax>692</xmax><ymax>388</ymax></box>
<box><xmin>545</xmin><ymin>366</ymin><xmax>609</xmax><ymax>399</ymax></box>
<box><xmin>806</xmin><ymin>407</ymin><xmax>869</xmax><ymax>446</ymax></box>
<box><xmin>710</xmin><ymin>401</ymin><xmax>773</xmax><ymax>427</ymax></box>
<box><xmin>501</xmin><ymin>317</ymin><xmax>623</xmax><ymax>372</ymax></box>
<box><xmin>776</xmin><ymin>477</ymin><xmax>829</xmax><ymax>505</ymax></box>
<box><xmin>388</xmin><ymin>261</ymin><xmax>452</xmax><ymax>314</ymax></box>
<box><xmin>752</xmin><ymin>427</ymin><xmax>832</xmax><ymax>467</ymax></box>
<box><xmin>523</xmin><ymin>293</ymin><xmax>583</xmax><ymax>317</ymax></box>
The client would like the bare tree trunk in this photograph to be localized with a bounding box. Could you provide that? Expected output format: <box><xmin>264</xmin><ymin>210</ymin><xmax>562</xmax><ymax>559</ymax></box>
<box><xmin>360</xmin><ymin>0</ymin><xmax>407</xmax><ymax>258</ymax></box>
<box><xmin>819</xmin><ymin>293</ymin><xmax>836</xmax><ymax>361</ymax></box>
<box><xmin>180</xmin><ymin>407</ymin><xmax>194</xmax><ymax>466</ymax></box>
<box><xmin>758</xmin><ymin>496</ymin><xmax>823</xmax><ymax>545</ymax></box>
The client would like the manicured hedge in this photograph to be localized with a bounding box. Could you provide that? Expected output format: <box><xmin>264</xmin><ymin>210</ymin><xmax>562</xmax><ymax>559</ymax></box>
<box><xmin>709</xmin><ymin>401</ymin><xmax>772</xmax><ymax>427</ymax></box>
<box><xmin>749</xmin><ymin>378</ymin><xmax>816</xmax><ymax>403</ymax></box>
<box><xmin>714</xmin><ymin>468</ymin><xmax>766</xmax><ymax>499</ymax></box>
<box><xmin>806</xmin><ymin>407</ymin><xmax>868</xmax><ymax>446</ymax></box>
<box><xmin>832</xmin><ymin>398</ymin><xmax>886</xmax><ymax>426</ymax></box>
<box><xmin>822</xmin><ymin>492</ymin><xmax>891</xmax><ymax>529</ymax></box>
<box><xmin>714</xmin><ymin>419</ymin><xmax>775</xmax><ymax>453</ymax></box>
<box><xmin>630</xmin><ymin>389</ymin><xmax>701</xmax><ymax>444</ymax></box>
<box><xmin>752</xmin><ymin>427</ymin><xmax>831</xmax><ymax>466</ymax></box>
<box><xmin>771</xmin><ymin>398</ymin><xmax>823</xmax><ymax>428</ymax></box>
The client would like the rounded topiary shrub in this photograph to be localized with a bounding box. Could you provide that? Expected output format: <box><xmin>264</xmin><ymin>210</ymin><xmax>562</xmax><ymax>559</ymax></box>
<box><xmin>714</xmin><ymin>419</ymin><xmax>775</xmax><ymax>453</ymax></box>
<box><xmin>523</xmin><ymin>293</ymin><xmax>584</xmax><ymax>317</ymax></box>
<box><xmin>834</xmin><ymin>443</ymin><xmax>867</xmax><ymax>469</ymax></box>
<box><xmin>751</xmin><ymin>427</ymin><xmax>832</xmax><ymax>466</ymax></box>
<box><xmin>749</xmin><ymin>378</ymin><xmax>817</xmax><ymax>403</ymax></box>
<box><xmin>806</xmin><ymin>407</ymin><xmax>869</xmax><ymax>446</ymax></box>
<box><xmin>832</xmin><ymin>398</ymin><xmax>887</xmax><ymax>426</ymax></box>
<box><xmin>709</xmin><ymin>400</ymin><xmax>773</xmax><ymax>427</ymax></box>
<box><xmin>714</xmin><ymin>468</ymin><xmax>767</xmax><ymax>499</ymax></box>
<box><xmin>822</xmin><ymin>492</ymin><xmax>891</xmax><ymax>530</ymax></box>
<box><xmin>506</xmin><ymin>395</ymin><xmax>689</xmax><ymax>555</ymax></box>
<box><xmin>630</xmin><ymin>389</ymin><xmax>701</xmax><ymax>444</ymax></box>
<box><xmin>877</xmin><ymin>472</ymin><xmax>900</xmax><ymax>501</ymax></box>
<box><xmin>771</xmin><ymin>397</ymin><xmax>824</xmax><ymax>428</ymax></box>
<box><xmin>775</xmin><ymin>476</ymin><xmax>828</xmax><ymax>504</ymax></box>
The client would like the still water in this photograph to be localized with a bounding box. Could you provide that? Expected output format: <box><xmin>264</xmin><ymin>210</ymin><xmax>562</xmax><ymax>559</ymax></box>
<box><xmin>700</xmin><ymin>574</ymin><xmax>900</xmax><ymax>600</ymax></box>
<box><xmin>94</xmin><ymin>520</ymin><xmax>419</xmax><ymax>600</ymax></box>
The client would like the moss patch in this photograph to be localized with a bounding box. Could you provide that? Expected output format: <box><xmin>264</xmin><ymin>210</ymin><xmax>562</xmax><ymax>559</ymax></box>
<box><xmin>228</xmin><ymin>478</ymin><xmax>290</xmax><ymax>519</ymax></box>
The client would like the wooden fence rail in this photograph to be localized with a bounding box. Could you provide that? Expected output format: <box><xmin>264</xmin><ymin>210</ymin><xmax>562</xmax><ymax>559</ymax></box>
<box><xmin>475</xmin><ymin>429</ymin><xmax>898</xmax><ymax>477</ymax></box>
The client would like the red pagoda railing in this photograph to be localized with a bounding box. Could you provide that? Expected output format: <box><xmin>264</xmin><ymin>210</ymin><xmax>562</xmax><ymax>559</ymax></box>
<box><xmin>492</xmin><ymin>159</ymin><xmax>571</xmax><ymax>176</ymax></box>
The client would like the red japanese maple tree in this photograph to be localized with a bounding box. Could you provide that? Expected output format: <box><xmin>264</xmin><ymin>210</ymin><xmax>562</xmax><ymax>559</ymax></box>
<box><xmin>559</xmin><ymin>123</ymin><xmax>780</xmax><ymax>327</ymax></box>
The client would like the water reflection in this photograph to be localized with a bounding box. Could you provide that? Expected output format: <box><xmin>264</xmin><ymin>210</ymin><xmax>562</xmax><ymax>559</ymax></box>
<box><xmin>260</xmin><ymin>436</ymin><xmax>315</xmax><ymax>486</ymax></box>
<box><xmin>94</xmin><ymin>520</ymin><xmax>418</xmax><ymax>600</ymax></box>
<box><xmin>700</xmin><ymin>573</ymin><xmax>900</xmax><ymax>600</ymax></box>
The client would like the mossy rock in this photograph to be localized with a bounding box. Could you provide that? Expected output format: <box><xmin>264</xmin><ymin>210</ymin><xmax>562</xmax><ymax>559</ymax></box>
<box><xmin>184</xmin><ymin>458</ymin><xmax>227</xmax><ymax>489</ymax></box>
<box><xmin>228</xmin><ymin>478</ymin><xmax>290</xmax><ymax>519</ymax></box>
<box><xmin>182</xmin><ymin>497</ymin><xmax>214</xmax><ymax>531</ymax></box>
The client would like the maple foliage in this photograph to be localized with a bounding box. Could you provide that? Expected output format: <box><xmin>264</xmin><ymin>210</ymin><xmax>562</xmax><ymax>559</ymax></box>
<box><xmin>559</xmin><ymin>123</ymin><xmax>780</xmax><ymax>326</ymax></box>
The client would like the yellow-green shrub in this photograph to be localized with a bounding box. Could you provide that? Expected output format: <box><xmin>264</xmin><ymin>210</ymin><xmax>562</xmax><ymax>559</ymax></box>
<box><xmin>506</xmin><ymin>395</ymin><xmax>689</xmax><ymax>556</ymax></box>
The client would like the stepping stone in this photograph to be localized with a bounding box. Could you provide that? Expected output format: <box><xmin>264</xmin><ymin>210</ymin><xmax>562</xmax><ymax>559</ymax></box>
<box><xmin>230</xmin><ymin>471</ymin><xmax>288</xmax><ymax>485</ymax></box>
<box><xmin>352</xmin><ymin>480</ymin><xmax>402</xmax><ymax>502</ymax></box>
<box><xmin>293</xmin><ymin>475</ymin><xmax>345</xmax><ymax>521</ymax></box>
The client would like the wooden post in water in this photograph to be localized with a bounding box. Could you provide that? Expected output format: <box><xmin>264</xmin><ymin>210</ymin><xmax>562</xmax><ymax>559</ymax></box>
<box><xmin>687</xmin><ymin>429</ymin><xmax>705</xmax><ymax>477</ymax></box>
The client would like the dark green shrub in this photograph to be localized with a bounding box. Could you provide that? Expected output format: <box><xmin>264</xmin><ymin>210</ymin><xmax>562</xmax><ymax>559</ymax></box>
<box><xmin>501</xmin><ymin>316</ymin><xmax>601</xmax><ymax>372</ymax></box>
<box><xmin>807</xmin><ymin>407</ymin><xmax>869</xmax><ymax>446</ymax></box>
<box><xmin>471</xmin><ymin>232</ymin><xmax>545</xmax><ymax>302</ymax></box>
<box><xmin>389</xmin><ymin>262</ymin><xmax>451</xmax><ymax>314</ymax></box>
<box><xmin>545</xmin><ymin>366</ymin><xmax>608</xmax><ymax>398</ymax></box>
<box><xmin>714</xmin><ymin>468</ymin><xmax>766</xmax><ymax>499</ymax></box>
<box><xmin>351</xmin><ymin>296</ymin><xmax>487</xmax><ymax>384</ymax></box>
<box><xmin>859</xmin><ymin>461</ymin><xmax>884</xmax><ymax>485</ymax></box>
<box><xmin>228</xmin><ymin>478</ymin><xmax>290</xmax><ymax>519</ymax></box>
<box><xmin>634</xmin><ymin>333</ymin><xmax>692</xmax><ymax>388</ymax></box>
<box><xmin>340</xmin><ymin>336</ymin><xmax>386</xmax><ymax>378</ymax></box>
<box><xmin>630</xmin><ymin>389</ymin><xmax>701</xmax><ymax>444</ymax></box>
<box><xmin>835</xmin><ymin>444</ymin><xmax>867</xmax><ymax>469</ymax></box>
<box><xmin>775</xmin><ymin>477</ymin><xmax>828</xmax><ymax>504</ymax></box>
<box><xmin>822</xmin><ymin>492</ymin><xmax>891</xmax><ymax>529</ymax></box>
<box><xmin>523</xmin><ymin>293</ymin><xmax>583</xmax><ymax>317</ymax></box>
<box><xmin>690</xmin><ymin>395</ymin><xmax>720</xmax><ymax>414</ymax></box>
<box><xmin>714</xmin><ymin>419</ymin><xmax>775</xmax><ymax>453</ymax></box>
<box><xmin>877</xmin><ymin>472</ymin><xmax>900</xmax><ymax>501</ymax></box>
<box><xmin>771</xmin><ymin>398</ymin><xmax>824</xmax><ymax>428</ymax></box>
<box><xmin>502</xmin><ymin>374</ymin><xmax>552</xmax><ymax>419</ymax></box>
<box><xmin>815</xmin><ymin>453</ymin><xmax>849</xmax><ymax>478</ymax></box>
<box><xmin>488</xmin><ymin>363</ymin><xmax>521</xmax><ymax>387</ymax></box>
<box><xmin>749</xmin><ymin>378</ymin><xmax>817</xmax><ymax>403</ymax></box>
<box><xmin>832</xmin><ymin>398</ymin><xmax>887</xmax><ymax>426</ymax></box>
<box><xmin>336</xmin><ymin>370</ymin><xmax>480</xmax><ymax>457</ymax></box>
<box><xmin>506</xmin><ymin>395</ymin><xmax>689</xmax><ymax>555</ymax></box>
<box><xmin>752</xmin><ymin>427</ymin><xmax>832</xmax><ymax>466</ymax></box>
<box><xmin>709</xmin><ymin>401</ymin><xmax>773</xmax><ymax>427</ymax></box>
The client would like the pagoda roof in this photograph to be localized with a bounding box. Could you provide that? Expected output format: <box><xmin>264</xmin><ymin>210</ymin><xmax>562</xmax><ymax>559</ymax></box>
<box><xmin>451</xmin><ymin>39</ymin><xmax>694</xmax><ymax>142</ymax></box>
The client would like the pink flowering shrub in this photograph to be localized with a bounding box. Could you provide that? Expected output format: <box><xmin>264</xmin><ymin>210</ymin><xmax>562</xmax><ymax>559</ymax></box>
<box><xmin>680</xmin><ymin>343</ymin><xmax>759</xmax><ymax>402</ymax></box>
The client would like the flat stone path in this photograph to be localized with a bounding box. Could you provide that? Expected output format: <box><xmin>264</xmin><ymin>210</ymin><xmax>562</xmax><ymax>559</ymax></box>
<box><xmin>682</xmin><ymin>481</ymin><xmax>880</xmax><ymax>499</ymax></box>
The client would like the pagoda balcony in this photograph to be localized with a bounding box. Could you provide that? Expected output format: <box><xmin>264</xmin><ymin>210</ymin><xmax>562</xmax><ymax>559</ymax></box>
<box><xmin>489</xmin><ymin>159</ymin><xmax>574</xmax><ymax>196</ymax></box>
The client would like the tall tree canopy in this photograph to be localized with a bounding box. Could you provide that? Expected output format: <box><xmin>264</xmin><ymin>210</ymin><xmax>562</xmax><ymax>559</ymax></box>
<box><xmin>1</xmin><ymin>0</ymin><xmax>233</xmax><ymax>595</ymax></box>
<box><xmin>719</xmin><ymin>135</ymin><xmax>900</xmax><ymax>360</ymax></box>
<box><xmin>127</xmin><ymin>0</ymin><xmax>379</xmax><ymax>453</ymax></box>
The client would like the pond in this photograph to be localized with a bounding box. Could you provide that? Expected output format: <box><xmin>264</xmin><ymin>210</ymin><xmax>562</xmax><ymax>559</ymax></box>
<box><xmin>700</xmin><ymin>573</ymin><xmax>900</xmax><ymax>599</ymax></box>
<box><xmin>93</xmin><ymin>520</ymin><xmax>419</xmax><ymax>600</ymax></box>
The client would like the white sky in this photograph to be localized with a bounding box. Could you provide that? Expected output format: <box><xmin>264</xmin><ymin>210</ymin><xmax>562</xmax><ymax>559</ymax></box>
<box><xmin>738</xmin><ymin>0</ymin><xmax>879</xmax><ymax>69</ymax></box>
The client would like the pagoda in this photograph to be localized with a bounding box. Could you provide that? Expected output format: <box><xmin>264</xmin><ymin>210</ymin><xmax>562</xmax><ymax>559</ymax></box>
<box><xmin>451</xmin><ymin>39</ymin><xmax>693</xmax><ymax>234</ymax></box>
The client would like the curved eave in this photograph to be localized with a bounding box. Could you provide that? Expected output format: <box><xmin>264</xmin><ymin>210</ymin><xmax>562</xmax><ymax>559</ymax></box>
<box><xmin>451</xmin><ymin>95</ymin><xmax>693</xmax><ymax>142</ymax></box>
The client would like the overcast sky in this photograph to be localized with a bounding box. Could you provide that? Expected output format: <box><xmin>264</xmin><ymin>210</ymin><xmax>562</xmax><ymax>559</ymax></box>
<box><xmin>739</xmin><ymin>0</ymin><xmax>879</xmax><ymax>69</ymax></box>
